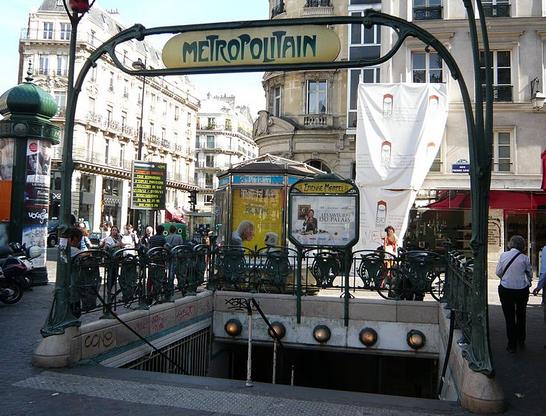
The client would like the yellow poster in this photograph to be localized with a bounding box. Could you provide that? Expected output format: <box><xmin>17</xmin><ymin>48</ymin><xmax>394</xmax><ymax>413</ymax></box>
<box><xmin>231</xmin><ymin>188</ymin><xmax>283</xmax><ymax>250</ymax></box>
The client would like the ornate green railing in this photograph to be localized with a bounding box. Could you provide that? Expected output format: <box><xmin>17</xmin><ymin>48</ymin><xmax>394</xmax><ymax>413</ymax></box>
<box><xmin>444</xmin><ymin>249</ymin><xmax>492</xmax><ymax>376</ymax></box>
<box><xmin>68</xmin><ymin>244</ymin><xmax>448</xmax><ymax>321</ymax></box>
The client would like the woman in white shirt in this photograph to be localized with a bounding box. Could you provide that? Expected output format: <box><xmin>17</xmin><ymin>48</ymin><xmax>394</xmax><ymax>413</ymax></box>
<box><xmin>496</xmin><ymin>235</ymin><xmax>532</xmax><ymax>353</ymax></box>
<box><xmin>101</xmin><ymin>225</ymin><xmax>123</xmax><ymax>252</ymax></box>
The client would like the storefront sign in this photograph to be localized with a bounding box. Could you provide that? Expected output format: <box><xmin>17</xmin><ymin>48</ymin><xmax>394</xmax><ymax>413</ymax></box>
<box><xmin>232</xmin><ymin>175</ymin><xmax>284</xmax><ymax>185</ymax></box>
<box><xmin>293</xmin><ymin>181</ymin><xmax>354</xmax><ymax>194</ymax></box>
<box><xmin>131</xmin><ymin>161</ymin><xmax>167</xmax><ymax>210</ymax></box>
<box><xmin>162</xmin><ymin>26</ymin><xmax>341</xmax><ymax>69</ymax></box>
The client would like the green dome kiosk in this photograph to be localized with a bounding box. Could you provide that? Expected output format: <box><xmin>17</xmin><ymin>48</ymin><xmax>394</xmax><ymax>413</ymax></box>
<box><xmin>0</xmin><ymin>69</ymin><xmax>60</xmax><ymax>285</ymax></box>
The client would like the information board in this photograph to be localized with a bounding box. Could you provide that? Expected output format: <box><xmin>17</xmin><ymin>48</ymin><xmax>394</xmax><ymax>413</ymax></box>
<box><xmin>288</xmin><ymin>177</ymin><xmax>359</xmax><ymax>249</ymax></box>
<box><xmin>131</xmin><ymin>161</ymin><xmax>167</xmax><ymax>210</ymax></box>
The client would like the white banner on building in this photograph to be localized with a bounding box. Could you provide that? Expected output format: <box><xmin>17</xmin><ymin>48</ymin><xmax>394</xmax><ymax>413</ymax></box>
<box><xmin>358</xmin><ymin>188</ymin><xmax>417</xmax><ymax>250</ymax></box>
<box><xmin>355</xmin><ymin>83</ymin><xmax>448</xmax><ymax>249</ymax></box>
<box><xmin>356</xmin><ymin>83</ymin><xmax>448</xmax><ymax>189</ymax></box>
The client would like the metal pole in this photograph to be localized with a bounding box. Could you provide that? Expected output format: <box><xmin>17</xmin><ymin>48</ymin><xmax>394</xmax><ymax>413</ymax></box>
<box><xmin>296</xmin><ymin>247</ymin><xmax>302</xmax><ymax>324</ymax></box>
<box><xmin>41</xmin><ymin>4</ymin><xmax>92</xmax><ymax>336</ymax></box>
<box><xmin>290</xmin><ymin>364</ymin><xmax>295</xmax><ymax>386</ymax></box>
<box><xmin>272</xmin><ymin>338</ymin><xmax>278</xmax><ymax>384</ymax></box>
<box><xmin>133</xmin><ymin>65</ymin><xmax>146</xmax><ymax>232</ymax></box>
<box><xmin>343</xmin><ymin>249</ymin><xmax>351</xmax><ymax>327</ymax></box>
<box><xmin>245</xmin><ymin>304</ymin><xmax>253</xmax><ymax>387</ymax></box>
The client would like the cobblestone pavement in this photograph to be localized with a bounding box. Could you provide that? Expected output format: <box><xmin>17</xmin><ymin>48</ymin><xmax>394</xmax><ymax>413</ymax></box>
<box><xmin>0</xmin><ymin>252</ymin><xmax>544</xmax><ymax>415</ymax></box>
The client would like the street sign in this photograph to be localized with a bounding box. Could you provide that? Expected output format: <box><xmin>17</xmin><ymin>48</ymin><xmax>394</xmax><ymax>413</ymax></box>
<box><xmin>452</xmin><ymin>159</ymin><xmax>470</xmax><ymax>173</ymax></box>
<box><xmin>131</xmin><ymin>161</ymin><xmax>167</xmax><ymax>210</ymax></box>
<box><xmin>162</xmin><ymin>26</ymin><xmax>341</xmax><ymax>69</ymax></box>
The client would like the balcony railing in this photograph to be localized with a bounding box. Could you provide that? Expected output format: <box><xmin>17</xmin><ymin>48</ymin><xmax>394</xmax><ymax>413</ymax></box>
<box><xmin>106</xmin><ymin>119</ymin><xmax>121</xmax><ymax>132</ymax></box>
<box><xmin>413</xmin><ymin>5</ymin><xmax>443</xmax><ymax>20</ymax></box>
<box><xmin>305</xmin><ymin>0</ymin><xmax>331</xmax><ymax>7</ymax></box>
<box><xmin>482</xmin><ymin>85</ymin><xmax>513</xmax><ymax>102</ymax></box>
<box><xmin>86</xmin><ymin>112</ymin><xmax>102</xmax><ymax>125</ymax></box>
<box><xmin>483</xmin><ymin>3</ymin><xmax>510</xmax><ymax>17</ymax></box>
<box><xmin>302</xmin><ymin>114</ymin><xmax>333</xmax><ymax>128</ymax></box>
<box><xmin>238</xmin><ymin>126</ymin><xmax>252</xmax><ymax>137</ymax></box>
<box><xmin>122</xmin><ymin>125</ymin><xmax>136</xmax><ymax>137</ymax></box>
<box><xmin>271</xmin><ymin>2</ymin><xmax>285</xmax><ymax>18</ymax></box>
<box><xmin>20</xmin><ymin>27</ymin><xmax>71</xmax><ymax>42</ymax></box>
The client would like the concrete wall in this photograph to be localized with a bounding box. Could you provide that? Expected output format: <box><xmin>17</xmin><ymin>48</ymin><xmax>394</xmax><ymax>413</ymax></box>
<box><xmin>214</xmin><ymin>292</ymin><xmax>440</xmax><ymax>356</ymax></box>
<box><xmin>437</xmin><ymin>304</ymin><xmax>504</xmax><ymax>413</ymax></box>
<box><xmin>33</xmin><ymin>291</ymin><xmax>214</xmax><ymax>368</ymax></box>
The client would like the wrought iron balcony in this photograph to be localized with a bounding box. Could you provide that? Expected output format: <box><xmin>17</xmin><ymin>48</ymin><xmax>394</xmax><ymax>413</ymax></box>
<box><xmin>271</xmin><ymin>2</ymin><xmax>285</xmax><ymax>18</ymax></box>
<box><xmin>86</xmin><ymin>112</ymin><xmax>102</xmax><ymax>125</ymax></box>
<box><xmin>305</xmin><ymin>0</ymin><xmax>331</xmax><ymax>7</ymax></box>
<box><xmin>122</xmin><ymin>125</ymin><xmax>136</xmax><ymax>137</ymax></box>
<box><xmin>482</xmin><ymin>3</ymin><xmax>510</xmax><ymax>17</ymax></box>
<box><xmin>482</xmin><ymin>85</ymin><xmax>513</xmax><ymax>102</ymax></box>
<box><xmin>20</xmin><ymin>27</ymin><xmax>71</xmax><ymax>42</ymax></box>
<box><xmin>413</xmin><ymin>5</ymin><xmax>443</xmax><ymax>20</ymax></box>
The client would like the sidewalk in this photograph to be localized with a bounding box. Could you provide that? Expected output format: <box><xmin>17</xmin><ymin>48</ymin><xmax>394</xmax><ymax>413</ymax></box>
<box><xmin>487</xmin><ymin>279</ymin><xmax>546</xmax><ymax>415</ymax></box>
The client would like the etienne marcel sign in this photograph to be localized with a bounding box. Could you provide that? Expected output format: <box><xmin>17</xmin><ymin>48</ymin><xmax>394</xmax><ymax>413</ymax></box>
<box><xmin>162</xmin><ymin>26</ymin><xmax>341</xmax><ymax>69</ymax></box>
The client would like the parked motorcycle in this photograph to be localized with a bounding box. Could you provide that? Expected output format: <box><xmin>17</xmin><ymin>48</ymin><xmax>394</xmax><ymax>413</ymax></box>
<box><xmin>0</xmin><ymin>243</ymin><xmax>42</xmax><ymax>304</ymax></box>
<box><xmin>0</xmin><ymin>264</ymin><xmax>24</xmax><ymax>304</ymax></box>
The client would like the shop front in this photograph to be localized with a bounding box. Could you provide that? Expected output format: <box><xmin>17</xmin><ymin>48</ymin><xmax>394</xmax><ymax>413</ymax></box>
<box><xmin>406</xmin><ymin>190</ymin><xmax>546</xmax><ymax>277</ymax></box>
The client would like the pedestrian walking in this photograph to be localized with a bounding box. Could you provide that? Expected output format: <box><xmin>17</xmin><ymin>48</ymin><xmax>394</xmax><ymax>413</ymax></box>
<box><xmin>496</xmin><ymin>235</ymin><xmax>533</xmax><ymax>353</ymax></box>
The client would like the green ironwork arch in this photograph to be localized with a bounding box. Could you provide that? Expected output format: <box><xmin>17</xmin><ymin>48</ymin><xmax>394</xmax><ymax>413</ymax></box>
<box><xmin>47</xmin><ymin>3</ymin><xmax>494</xmax><ymax>376</ymax></box>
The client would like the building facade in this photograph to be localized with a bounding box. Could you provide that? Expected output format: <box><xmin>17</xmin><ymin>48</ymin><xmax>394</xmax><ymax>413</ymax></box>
<box><xmin>259</xmin><ymin>0</ymin><xmax>351</xmax><ymax>175</ymax></box>
<box><xmin>195</xmin><ymin>95</ymin><xmax>257</xmax><ymax>211</ymax></box>
<box><xmin>18</xmin><ymin>0</ymin><xmax>200</xmax><ymax>232</ymax></box>
<box><xmin>260</xmin><ymin>0</ymin><xmax>546</xmax><ymax>272</ymax></box>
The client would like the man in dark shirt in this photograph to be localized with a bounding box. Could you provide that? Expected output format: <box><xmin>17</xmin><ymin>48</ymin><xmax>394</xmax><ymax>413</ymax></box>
<box><xmin>148</xmin><ymin>225</ymin><xmax>166</xmax><ymax>248</ymax></box>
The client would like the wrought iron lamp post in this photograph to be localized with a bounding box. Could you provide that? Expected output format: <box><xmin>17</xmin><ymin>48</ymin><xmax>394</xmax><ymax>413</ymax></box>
<box><xmin>131</xmin><ymin>57</ymin><xmax>147</xmax><ymax>233</ymax></box>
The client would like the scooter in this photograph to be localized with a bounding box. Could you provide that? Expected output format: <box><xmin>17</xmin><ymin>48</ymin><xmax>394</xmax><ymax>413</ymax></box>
<box><xmin>0</xmin><ymin>244</ymin><xmax>42</xmax><ymax>304</ymax></box>
<box><xmin>0</xmin><ymin>264</ymin><xmax>25</xmax><ymax>304</ymax></box>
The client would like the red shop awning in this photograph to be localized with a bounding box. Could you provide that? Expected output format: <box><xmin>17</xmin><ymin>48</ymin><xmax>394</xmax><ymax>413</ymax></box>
<box><xmin>426</xmin><ymin>193</ymin><xmax>469</xmax><ymax>209</ymax></box>
<box><xmin>165</xmin><ymin>209</ymin><xmax>186</xmax><ymax>223</ymax></box>
<box><xmin>426</xmin><ymin>191</ymin><xmax>546</xmax><ymax>211</ymax></box>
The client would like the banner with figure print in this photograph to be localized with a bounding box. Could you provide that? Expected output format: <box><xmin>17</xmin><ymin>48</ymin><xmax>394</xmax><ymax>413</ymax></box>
<box><xmin>355</xmin><ymin>83</ymin><xmax>448</xmax><ymax>249</ymax></box>
<box><xmin>358</xmin><ymin>188</ymin><xmax>416</xmax><ymax>250</ymax></box>
<box><xmin>356</xmin><ymin>83</ymin><xmax>448</xmax><ymax>189</ymax></box>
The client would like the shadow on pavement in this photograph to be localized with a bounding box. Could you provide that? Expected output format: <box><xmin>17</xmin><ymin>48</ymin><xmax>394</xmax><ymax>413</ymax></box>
<box><xmin>489</xmin><ymin>299</ymin><xmax>545</xmax><ymax>415</ymax></box>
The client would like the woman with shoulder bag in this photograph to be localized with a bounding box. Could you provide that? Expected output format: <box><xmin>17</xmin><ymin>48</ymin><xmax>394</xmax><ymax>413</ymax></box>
<box><xmin>496</xmin><ymin>235</ymin><xmax>533</xmax><ymax>353</ymax></box>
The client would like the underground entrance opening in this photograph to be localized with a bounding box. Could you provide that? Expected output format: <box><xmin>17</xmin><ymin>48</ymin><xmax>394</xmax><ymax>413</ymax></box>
<box><xmin>119</xmin><ymin>329</ymin><xmax>438</xmax><ymax>400</ymax></box>
<box><xmin>211</xmin><ymin>342</ymin><xmax>439</xmax><ymax>399</ymax></box>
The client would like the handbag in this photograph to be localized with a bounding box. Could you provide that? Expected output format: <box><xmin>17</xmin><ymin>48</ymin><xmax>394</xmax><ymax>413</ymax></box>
<box><xmin>499</xmin><ymin>251</ymin><xmax>522</xmax><ymax>278</ymax></box>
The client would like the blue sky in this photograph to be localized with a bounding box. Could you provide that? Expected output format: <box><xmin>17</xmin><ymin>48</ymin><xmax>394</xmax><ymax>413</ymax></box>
<box><xmin>1</xmin><ymin>0</ymin><xmax>268</xmax><ymax>114</ymax></box>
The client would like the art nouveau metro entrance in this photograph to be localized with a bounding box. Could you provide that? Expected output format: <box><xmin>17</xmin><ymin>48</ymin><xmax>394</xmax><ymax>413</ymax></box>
<box><xmin>35</xmin><ymin>2</ymin><xmax>504</xmax><ymax>413</ymax></box>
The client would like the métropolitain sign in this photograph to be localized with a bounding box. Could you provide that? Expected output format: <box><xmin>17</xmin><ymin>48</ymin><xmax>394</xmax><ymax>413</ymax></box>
<box><xmin>162</xmin><ymin>26</ymin><xmax>341</xmax><ymax>69</ymax></box>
